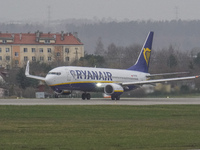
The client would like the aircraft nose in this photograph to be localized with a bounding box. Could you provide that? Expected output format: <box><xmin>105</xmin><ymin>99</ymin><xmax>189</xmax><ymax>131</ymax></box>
<box><xmin>45</xmin><ymin>75</ymin><xmax>55</xmax><ymax>85</ymax></box>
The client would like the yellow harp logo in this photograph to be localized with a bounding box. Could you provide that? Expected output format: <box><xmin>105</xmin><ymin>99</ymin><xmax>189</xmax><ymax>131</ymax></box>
<box><xmin>143</xmin><ymin>48</ymin><xmax>151</xmax><ymax>65</ymax></box>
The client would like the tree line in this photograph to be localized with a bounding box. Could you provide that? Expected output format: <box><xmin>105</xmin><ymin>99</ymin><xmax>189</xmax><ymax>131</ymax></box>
<box><xmin>2</xmin><ymin>20</ymin><xmax>200</xmax><ymax>54</ymax></box>
<box><xmin>93</xmin><ymin>38</ymin><xmax>200</xmax><ymax>75</ymax></box>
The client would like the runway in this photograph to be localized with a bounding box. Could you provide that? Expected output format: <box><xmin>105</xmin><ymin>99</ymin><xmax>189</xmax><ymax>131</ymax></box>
<box><xmin>0</xmin><ymin>97</ymin><xmax>200</xmax><ymax>105</ymax></box>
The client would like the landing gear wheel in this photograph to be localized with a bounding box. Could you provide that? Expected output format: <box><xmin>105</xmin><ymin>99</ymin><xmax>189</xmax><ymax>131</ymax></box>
<box><xmin>82</xmin><ymin>93</ymin><xmax>86</xmax><ymax>100</ymax></box>
<box><xmin>116</xmin><ymin>96</ymin><xmax>120</xmax><ymax>100</ymax></box>
<box><xmin>86</xmin><ymin>93</ymin><xmax>91</xmax><ymax>100</ymax></box>
<box><xmin>111</xmin><ymin>95</ymin><xmax>115</xmax><ymax>100</ymax></box>
<box><xmin>55</xmin><ymin>94</ymin><xmax>59</xmax><ymax>98</ymax></box>
<box><xmin>82</xmin><ymin>93</ymin><xmax>91</xmax><ymax>100</ymax></box>
<box><xmin>111</xmin><ymin>95</ymin><xmax>120</xmax><ymax>100</ymax></box>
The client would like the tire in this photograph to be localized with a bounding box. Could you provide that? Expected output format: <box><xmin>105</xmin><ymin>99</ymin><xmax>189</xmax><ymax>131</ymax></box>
<box><xmin>82</xmin><ymin>93</ymin><xmax>86</xmax><ymax>100</ymax></box>
<box><xmin>55</xmin><ymin>94</ymin><xmax>59</xmax><ymax>98</ymax></box>
<box><xmin>86</xmin><ymin>93</ymin><xmax>91</xmax><ymax>100</ymax></box>
<box><xmin>116</xmin><ymin>96</ymin><xmax>120</xmax><ymax>100</ymax></box>
<box><xmin>111</xmin><ymin>95</ymin><xmax>115</xmax><ymax>100</ymax></box>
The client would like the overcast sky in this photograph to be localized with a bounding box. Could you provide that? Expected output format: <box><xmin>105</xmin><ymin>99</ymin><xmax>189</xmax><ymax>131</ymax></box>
<box><xmin>1</xmin><ymin>0</ymin><xmax>200</xmax><ymax>22</ymax></box>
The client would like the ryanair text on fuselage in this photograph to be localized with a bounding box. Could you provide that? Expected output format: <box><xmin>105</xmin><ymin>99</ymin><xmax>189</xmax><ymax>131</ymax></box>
<box><xmin>70</xmin><ymin>70</ymin><xmax>113</xmax><ymax>81</ymax></box>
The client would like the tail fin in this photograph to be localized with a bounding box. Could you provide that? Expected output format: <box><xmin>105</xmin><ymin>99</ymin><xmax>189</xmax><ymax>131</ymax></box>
<box><xmin>127</xmin><ymin>31</ymin><xmax>154</xmax><ymax>73</ymax></box>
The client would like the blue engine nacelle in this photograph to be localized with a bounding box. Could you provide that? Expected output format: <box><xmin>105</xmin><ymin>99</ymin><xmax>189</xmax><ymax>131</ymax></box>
<box><xmin>104</xmin><ymin>83</ymin><xmax>124</xmax><ymax>96</ymax></box>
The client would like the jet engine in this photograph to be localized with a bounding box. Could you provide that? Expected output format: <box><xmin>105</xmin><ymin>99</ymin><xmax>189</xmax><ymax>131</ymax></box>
<box><xmin>104</xmin><ymin>83</ymin><xmax>124</xmax><ymax>96</ymax></box>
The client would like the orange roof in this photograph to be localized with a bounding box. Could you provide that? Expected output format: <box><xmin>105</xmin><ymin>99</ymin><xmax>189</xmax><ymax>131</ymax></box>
<box><xmin>0</xmin><ymin>32</ymin><xmax>83</xmax><ymax>45</ymax></box>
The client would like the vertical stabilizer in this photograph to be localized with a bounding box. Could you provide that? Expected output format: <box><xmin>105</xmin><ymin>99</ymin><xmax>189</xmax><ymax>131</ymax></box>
<box><xmin>127</xmin><ymin>31</ymin><xmax>154</xmax><ymax>73</ymax></box>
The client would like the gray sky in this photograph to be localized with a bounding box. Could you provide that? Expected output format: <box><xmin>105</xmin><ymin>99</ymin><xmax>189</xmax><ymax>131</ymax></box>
<box><xmin>1</xmin><ymin>0</ymin><xmax>200</xmax><ymax>22</ymax></box>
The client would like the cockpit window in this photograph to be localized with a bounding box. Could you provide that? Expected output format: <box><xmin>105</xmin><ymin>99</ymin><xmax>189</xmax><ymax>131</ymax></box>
<box><xmin>48</xmin><ymin>72</ymin><xmax>61</xmax><ymax>75</ymax></box>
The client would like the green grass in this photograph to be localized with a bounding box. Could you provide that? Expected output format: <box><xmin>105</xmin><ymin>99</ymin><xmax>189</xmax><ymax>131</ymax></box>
<box><xmin>0</xmin><ymin>105</ymin><xmax>200</xmax><ymax>150</ymax></box>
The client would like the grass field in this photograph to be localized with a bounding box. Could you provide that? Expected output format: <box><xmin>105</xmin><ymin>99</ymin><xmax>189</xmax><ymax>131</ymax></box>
<box><xmin>0</xmin><ymin>105</ymin><xmax>200</xmax><ymax>150</ymax></box>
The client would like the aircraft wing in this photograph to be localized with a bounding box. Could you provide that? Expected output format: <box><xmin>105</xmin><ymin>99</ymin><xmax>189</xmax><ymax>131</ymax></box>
<box><xmin>146</xmin><ymin>72</ymin><xmax>189</xmax><ymax>77</ymax></box>
<box><xmin>26</xmin><ymin>74</ymin><xmax>46</xmax><ymax>81</ymax></box>
<box><xmin>25</xmin><ymin>61</ymin><xmax>46</xmax><ymax>81</ymax></box>
<box><xmin>122</xmin><ymin>75</ymin><xmax>199</xmax><ymax>86</ymax></box>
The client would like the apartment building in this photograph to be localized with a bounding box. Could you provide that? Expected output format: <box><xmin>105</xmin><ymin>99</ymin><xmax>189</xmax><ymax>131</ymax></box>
<box><xmin>0</xmin><ymin>31</ymin><xmax>84</xmax><ymax>69</ymax></box>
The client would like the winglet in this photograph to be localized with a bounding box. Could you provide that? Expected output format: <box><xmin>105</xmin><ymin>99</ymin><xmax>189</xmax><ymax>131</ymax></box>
<box><xmin>25</xmin><ymin>61</ymin><xmax>30</xmax><ymax>76</ymax></box>
<box><xmin>25</xmin><ymin>61</ymin><xmax>46</xmax><ymax>81</ymax></box>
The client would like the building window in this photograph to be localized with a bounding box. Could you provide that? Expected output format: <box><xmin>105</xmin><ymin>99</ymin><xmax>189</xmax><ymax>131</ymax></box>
<box><xmin>6</xmin><ymin>48</ymin><xmax>10</xmax><ymax>52</ymax></box>
<box><xmin>45</xmin><ymin>40</ymin><xmax>50</xmax><ymax>43</ymax></box>
<box><xmin>32</xmin><ymin>48</ymin><xmax>36</xmax><ymax>52</ymax></box>
<box><xmin>48</xmin><ymin>57</ymin><xmax>51</xmax><ymax>61</ymax></box>
<box><xmin>57</xmin><ymin>52</ymin><xmax>60</xmax><ymax>56</ymax></box>
<box><xmin>3</xmin><ymin>40</ymin><xmax>7</xmax><ymax>43</ymax></box>
<box><xmin>39</xmin><ymin>48</ymin><xmax>43</xmax><ymax>53</ymax></box>
<box><xmin>15</xmin><ymin>60</ymin><xmax>19</xmax><ymax>64</ymax></box>
<box><xmin>6</xmin><ymin>56</ymin><xmax>10</xmax><ymax>61</ymax></box>
<box><xmin>24</xmin><ymin>56</ymin><xmax>28</xmax><ymax>61</ymax></box>
<box><xmin>24</xmin><ymin>48</ymin><xmax>28</xmax><ymax>52</ymax></box>
<box><xmin>47</xmin><ymin>48</ymin><xmax>51</xmax><ymax>53</ymax></box>
<box><xmin>15</xmin><ymin>52</ymin><xmax>19</xmax><ymax>57</ymax></box>
<box><xmin>0</xmin><ymin>48</ymin><xmax>2</xmax><ymax>52</ymax></box>
<box><xmin>65</xmin><ymin>57</ymin><xmax>69</xmax><ymax>61</ymax></box>
<box><xmin>65</xmin><ymin>48</ymin><xmax>69</xmax><ymax>53</ymax></box>
<box><xmin>0</xmin><ymin>56</ymin><xmax>2</xmax><ymax>60</ymax></box>
<box><xmin>32</xmin><ymin>56</ymin><xmax>36</xmax><ymax>61</ymax></box>
<box><xmin>40</xmin><ymin>57</ymin><xmax>44</xmax><ymax>61</ymax></box>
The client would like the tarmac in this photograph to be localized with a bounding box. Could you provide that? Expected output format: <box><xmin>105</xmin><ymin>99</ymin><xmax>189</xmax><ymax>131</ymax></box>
<box><xmin>0</xmin><ymin>97</ymin><xmax>200</xmax><ymax>105</ymax></box>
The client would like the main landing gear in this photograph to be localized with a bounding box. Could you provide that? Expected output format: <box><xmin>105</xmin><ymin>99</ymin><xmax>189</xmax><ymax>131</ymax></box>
<box><xmin>111</xmin><ymin>95</ymin><xmax>120</xmax><ymax>100</ymax></box>
<box><xmin>82</xmin><ymin>93</ymin><xmax>91</xmax><ymax>100</ymax></box>
<box><xmin>81</xmin><ymin>93</ymin><xmax>120</xmax><ymax>100</ymax></box>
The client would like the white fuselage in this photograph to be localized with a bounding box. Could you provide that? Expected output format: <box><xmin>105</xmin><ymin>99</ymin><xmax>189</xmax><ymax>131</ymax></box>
<box><xmin>45</xmin><ymin>66</ymin><xmax>149</xmax><ymax>93</ymax></box>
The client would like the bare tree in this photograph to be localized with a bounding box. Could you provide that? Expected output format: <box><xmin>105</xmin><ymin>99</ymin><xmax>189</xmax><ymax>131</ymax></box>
<box><xmin>121</xmin><ymin>44</ymin><xmax>141</xmax><ymax>69</ymax></box>
<box><xmin>95</xmin><ymin>37</ymin><xmax>105</xmax><ymax>56</ymax></box>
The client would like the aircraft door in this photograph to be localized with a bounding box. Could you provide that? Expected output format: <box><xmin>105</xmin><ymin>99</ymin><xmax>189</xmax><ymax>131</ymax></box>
<box><xmin>66</xmin><ymin>69</ymin><xmax>77</xmax><ymax>81</ymax></box>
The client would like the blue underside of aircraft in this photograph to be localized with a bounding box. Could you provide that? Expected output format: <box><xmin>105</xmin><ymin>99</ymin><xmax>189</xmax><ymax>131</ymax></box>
<box><xmin>51</xmin><ymin>83</ymin><xmax>138</xmax><ymax>93</ymax></box>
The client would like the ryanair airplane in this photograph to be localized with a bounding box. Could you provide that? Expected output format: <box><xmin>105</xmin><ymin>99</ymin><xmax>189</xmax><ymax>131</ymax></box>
<box><xmin>25</xmin><ymin>31</ymin><xmax>199</xmax><ymax>100</ymax></box>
